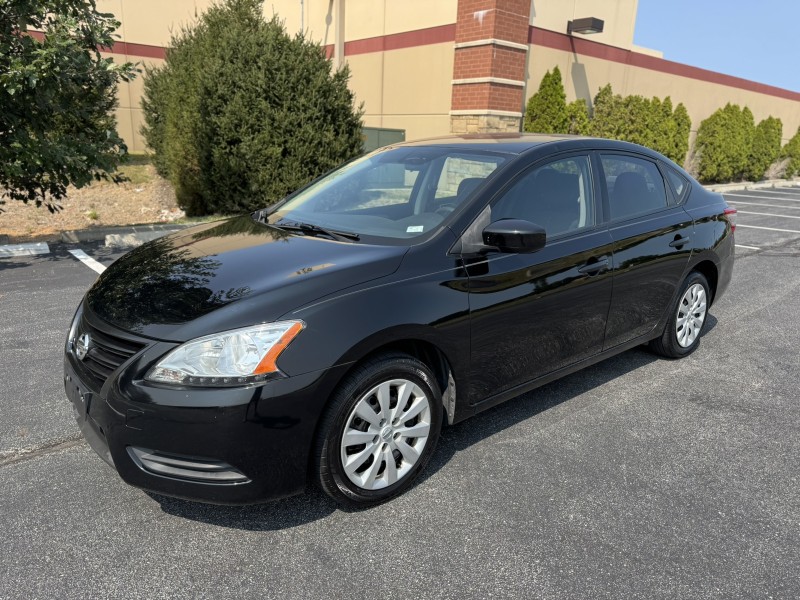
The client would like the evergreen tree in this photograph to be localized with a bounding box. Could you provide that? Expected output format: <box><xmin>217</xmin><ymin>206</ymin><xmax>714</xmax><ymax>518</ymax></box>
<box><xmin>567</xmin><ymin>99</ymin><xmax>590</xmax><ymax>135</ymax></box>
<box><xmin>782</xmin><ymin>126</ymin><xmax>800</xmax><ymax>178</ymax></box>
<box><xmin>589</xmin><ymin>84</ymin><xmax>624</xmax><ymax>139</ymax></box>
<box><xmin>671</xmin><ymin>103</ymin><xmax>691</xmax><ymax>166</ymax></box>
<box><xmin>746</xmin><ymin>116</ymin><xmax>782</xmax><ymax>181</ymax></box>
<box><xmin>141</xmin><ymin>0</ymin><xmax>363</xmax><ymax>216</ymax></box>
<box><xmin>695</xmin><ymin>104</ymin><xmax>755</xmax><ymax>183</ymax></box>
<box><xmin>586</xmin><ymin>86</ymin><xmax>690</xmax><ymax>164</ymax></box>
<box><xmin>523</xmin><ymin>67</ymin><xmax>569</xmax><ymax>133</ymax></box>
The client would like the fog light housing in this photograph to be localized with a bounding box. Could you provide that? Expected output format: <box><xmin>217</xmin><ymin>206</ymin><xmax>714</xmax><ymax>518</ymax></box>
<box><xmin>127</xmin><ymin>447</ymin><xmax>250</xmax><ymax>484</ymax></box>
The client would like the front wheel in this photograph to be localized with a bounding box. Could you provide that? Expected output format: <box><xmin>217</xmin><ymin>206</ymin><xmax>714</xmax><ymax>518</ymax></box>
<box><xmin>314</xmin><ymin>353</ymin><xmax>443</xmax><ymax>509</ymax></box>
<box><xmin>650</xmin><ymin>271</ymin><xmax>710</xmax><ymax>358</ymax></box>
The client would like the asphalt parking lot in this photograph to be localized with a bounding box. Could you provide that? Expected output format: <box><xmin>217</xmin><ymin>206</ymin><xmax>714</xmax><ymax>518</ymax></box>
<box><xmin>1</xmin><ymin>189</ymin><xmax>799</xmax><ymax>599</ymax></box>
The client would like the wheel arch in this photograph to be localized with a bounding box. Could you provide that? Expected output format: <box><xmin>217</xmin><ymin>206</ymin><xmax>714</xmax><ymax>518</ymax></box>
<box><xmin>305</xmin><ymin>329</ymin><xmax>459</xmax><ymax>491</ymax></box>
<box><xmin>691</xmin><ymin>259</ymin><xmax>719</xmax><ymax>305</ymax></box>
<box><xmin>333</xmin><ymin>327</ymin><xmax>460</xmax><ymax>425</ymax></box>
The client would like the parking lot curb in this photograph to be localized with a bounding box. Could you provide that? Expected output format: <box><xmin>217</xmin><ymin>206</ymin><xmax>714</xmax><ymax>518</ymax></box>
<box><xmin>704</xmin><ymin>178</ymin><xmax>800</xmax><ymax>193</ymax></box>
<box><xmin>60</xmin><ymin>223</ymin><xmax>192</xmax><ymax>246</ymax></box>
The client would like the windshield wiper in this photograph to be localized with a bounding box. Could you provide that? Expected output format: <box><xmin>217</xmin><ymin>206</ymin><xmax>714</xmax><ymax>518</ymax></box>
<box><xmin>271</xmin><ymin>220</ymin><xmax>360</xmax><ymax>242</ymax></box>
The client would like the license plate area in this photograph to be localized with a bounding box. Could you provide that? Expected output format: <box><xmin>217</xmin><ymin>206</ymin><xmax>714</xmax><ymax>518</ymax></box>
<box><xmin>65</xmin><ymin>369</ymin><xmax>94</xmax><ymax>421</ymax></box>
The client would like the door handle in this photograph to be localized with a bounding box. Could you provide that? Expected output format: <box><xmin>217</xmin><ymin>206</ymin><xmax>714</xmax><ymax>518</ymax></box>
<box><xmin>578</xmin><ymin>257</ymin><xmax>609</xmax><ymax>275</ymax></box>
<box><xmin>669</xmin><ymin>235</ymin><xmax>690</xmax><ymax>248</ymax></box>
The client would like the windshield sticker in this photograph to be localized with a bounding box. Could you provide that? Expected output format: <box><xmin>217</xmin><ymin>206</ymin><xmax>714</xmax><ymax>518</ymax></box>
<box><xmin>406</xmin><ymin>225</ymin><xmax>424</xmax><ymax>233</ymax></box>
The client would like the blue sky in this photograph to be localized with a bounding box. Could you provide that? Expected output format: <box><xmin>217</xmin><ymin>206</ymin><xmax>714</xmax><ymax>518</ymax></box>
<box><xmin>634</xmin><ymin>1</ymin><xmax>799</xmax><ymax>92</ymax></box>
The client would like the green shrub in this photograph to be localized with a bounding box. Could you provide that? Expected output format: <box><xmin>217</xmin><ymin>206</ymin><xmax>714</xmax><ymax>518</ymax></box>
<box><xmin>588</xmin><ymin>85</ymin><xmax>690</xmax><ymax>164</ymax></box>
<box><xmin>781</xmin><ymin>126</ymin><xmax>800</xmax><ymax>178</ymax></box>
<box><xmin>524</xmin><ymin>67</ymin><xmax>569</xmax><ymax>133</ymax></box>
<box><xmin>588</xmin><ymin>84</ymin><xmax>623</xmax><ymax>139</ymax></box>
<box><xmin>140</xmin><ymin>65</ymin><xmax>170</xmax><ymax>178</ymax></box>
<box><xmin>567</xmin><ymin>99</ymin><xmax>590</xmax><ymax>135</ymax></box>
<box><xmin>695</xmin><ymin>104</ymin><xmax>755</xmax><ymax>183</ymax></box>
<box><xmin>745</xmin><ymin>117</ymin><xmax>783</xmax><ymax>181</ymax></box>
<box><xmin>140</xmin><ymin>0</ymin><xmax>363</xmax><ymax>216</ymax></box>
<box><xmin>671</xmin><ymin>103</ymin><xmax>691</xmax><ymax>166</ymax></box>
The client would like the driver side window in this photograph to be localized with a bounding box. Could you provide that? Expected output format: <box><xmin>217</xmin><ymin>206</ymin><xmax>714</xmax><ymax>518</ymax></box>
<box><xmin>492</xmin><ymin>155</ymin><xmax>595</xmax><ymax>238</ymax></box>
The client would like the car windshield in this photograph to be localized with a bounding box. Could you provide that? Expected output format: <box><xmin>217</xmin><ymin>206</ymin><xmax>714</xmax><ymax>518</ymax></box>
<box><xmin>265</xmin><ymin>146</ymin><xmax>506</xmax><ymax>241</ymax></box>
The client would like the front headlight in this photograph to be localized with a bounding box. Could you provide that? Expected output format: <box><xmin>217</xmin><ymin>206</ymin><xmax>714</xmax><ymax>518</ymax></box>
<box><xmin>145</xmin><ymin>321</ymin><xmax>305</xmax><ymax>387</ymax></box>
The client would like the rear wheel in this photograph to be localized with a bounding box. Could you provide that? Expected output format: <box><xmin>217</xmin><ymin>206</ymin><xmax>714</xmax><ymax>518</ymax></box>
<box><xmin>314</xmin><ymin>353</ymin><xmax>443</xmax><ymax>508</ymax></box>
<box><xmin>650</xmin><ymin>271</ymin><xmax>710</xmax><ymax>358</ymax></box>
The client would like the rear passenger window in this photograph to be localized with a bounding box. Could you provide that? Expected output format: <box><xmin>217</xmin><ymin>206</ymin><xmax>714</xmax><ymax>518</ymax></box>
<box><xmin>601</xmin><ymin>155</ymin><xmax>668</xmax><ymax>220</ymax></box>
<box><xmin>492</xmin><ymin>155</ymin><xmax>594</xmax><ymax>237</ymax></box>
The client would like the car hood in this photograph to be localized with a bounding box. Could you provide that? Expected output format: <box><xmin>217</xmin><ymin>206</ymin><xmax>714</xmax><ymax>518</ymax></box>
<box><xmin>86</xmin><ymin>216</ymin><xmax>407</xmax><ymax>341</ymax></box>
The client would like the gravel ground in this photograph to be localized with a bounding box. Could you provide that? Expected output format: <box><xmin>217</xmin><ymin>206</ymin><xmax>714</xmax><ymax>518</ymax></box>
<box><xmin>0</xmin><ymin>163</ymin><xmax>181</xmax><ymax>242</ymax></box>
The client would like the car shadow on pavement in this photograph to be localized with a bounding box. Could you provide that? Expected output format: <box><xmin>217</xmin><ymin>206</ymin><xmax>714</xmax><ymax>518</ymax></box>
<box><xmin>416</xmin><ymin>317</ymin><xmax>717</xmax><ymax>489</ymax></box>
<box><xmin>146</xmin><ymin>320</ymin><xmax>718</xmax><ymax>529</ymax></box>
<box><xmin>146</xmin><ymin>486</ymin><xmax>339</xmax><ymax>530</ymax></box>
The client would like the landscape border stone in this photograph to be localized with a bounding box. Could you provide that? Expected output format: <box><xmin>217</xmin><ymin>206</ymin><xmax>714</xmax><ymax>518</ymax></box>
<box><xmin>704</xmin><ymin>177</ymin><xmax>800</xmax><ymax>193</ymax></box>
<box><xmin>60</xmin><ymin>223</ymin><xmax>192</xmax><ymax>244</ymax></box>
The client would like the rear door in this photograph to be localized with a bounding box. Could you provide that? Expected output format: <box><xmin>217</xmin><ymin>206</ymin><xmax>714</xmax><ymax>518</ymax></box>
<box><xmin>597</xmin><ymin>152</ymin><xmax>693</xmax><ymax>350</ymax></box>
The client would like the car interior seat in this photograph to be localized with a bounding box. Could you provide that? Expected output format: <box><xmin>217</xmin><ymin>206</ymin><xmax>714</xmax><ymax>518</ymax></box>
<box><xmin>611</xmin><ymin>171</ymin><xmax>651</xmax><ymax>220</ymax></box>
<box><xmin>456</xmin><ymin>177</ymin><xmax>484</xmax><ymax>202</ymax></box>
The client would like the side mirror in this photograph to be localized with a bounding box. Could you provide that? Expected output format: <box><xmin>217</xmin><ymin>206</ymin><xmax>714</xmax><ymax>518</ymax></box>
<box><xmin>482</xmin><ymin>219</ymin><xmax>546</xmax><ymax>253</ymax></box>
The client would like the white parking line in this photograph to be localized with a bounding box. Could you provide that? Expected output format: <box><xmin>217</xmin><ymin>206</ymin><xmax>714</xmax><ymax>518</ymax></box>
<box><xmin>735</xmin><ymin>244</ymin><xmax>760</xmax><ymax>250</ymax></box>
<box><xmin>0</xmin><ymin>242</ymin><xmax>50</xmax><ymax>257</ymax></box>
<box><xmin>726</xmin><ymin>200</ymin><xmax>800</xmax><ymax>210</ymax></box>
<box><xmin>736</xmin><ymin>224</ymin><xmax>800</xmax><ymax>234</ymax></box>
<box><xmin>736</xmin><ymin>210</ymin><xmax>800</xmax><ymax>220</ymax></box>
<box><xmin>68</xmin><ymin>249</ymin><xmax>106</xmax><ymax>274</ymax></box>
<box><xmin>724</xmin><ymin>193</ymin><xmax>800</xmax><ymax>203</ymax></box>
<box><xmin>746</xmin><ymin>188</ymin><xmax>800</xmax><ymax>194</ymax></box>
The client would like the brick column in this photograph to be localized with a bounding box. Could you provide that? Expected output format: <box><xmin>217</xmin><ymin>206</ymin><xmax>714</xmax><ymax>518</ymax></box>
<box><xmin>450</xmin><ymin>0</ymin><xmax>531</xmax><ymax>133</ymax></box>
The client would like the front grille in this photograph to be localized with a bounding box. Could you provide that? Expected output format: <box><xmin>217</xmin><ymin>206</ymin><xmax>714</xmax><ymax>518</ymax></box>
<box><xmin>77</xmin><ymin>317</ymin><xmax>145</xmax><ymax>387</ymax></box>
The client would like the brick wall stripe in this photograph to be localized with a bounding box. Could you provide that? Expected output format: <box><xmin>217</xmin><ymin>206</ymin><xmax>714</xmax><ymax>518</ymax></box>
<box><xmin>32</xmin><ymin>21</ymin><xmax>800</xmax><ymax>104</ymax></box>
<box><xmin>29</xmin><ymin>30</ymin><xmax>166</xmax><ymax>60</ymax></box>
<box><xmin>333</xmin><ymin>23</ymin><xmax>456</xmax><ymax>57</ymax></box>
<box><xmin>529</xmin><ymin>26</ymin><xmax>800</xmax><ymax>103</ymax></box>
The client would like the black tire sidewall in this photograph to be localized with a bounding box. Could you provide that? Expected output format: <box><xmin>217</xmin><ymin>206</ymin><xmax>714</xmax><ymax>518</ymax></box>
<box><xmin>319</xmin><ymin>355</ymin><xmax>443</xmax><ymax>507</ymax></box>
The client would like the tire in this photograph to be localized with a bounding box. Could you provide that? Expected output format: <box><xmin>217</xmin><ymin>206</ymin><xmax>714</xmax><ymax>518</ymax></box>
<box><xmin>650</xmin><ymin>271</ymin><xmax>710</xmax><ymax>358</ymax></box>
<box><xmin>313</xmin><ymin>353</ymin><xmax>443</xmax><ymax>509</ymax></box>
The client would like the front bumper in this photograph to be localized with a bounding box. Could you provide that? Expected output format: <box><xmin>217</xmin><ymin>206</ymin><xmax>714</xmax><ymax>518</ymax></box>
<box><xmin>64</xmin><ymin>307</ymin><xmax>348</xmax><ymax>504</ymax></box>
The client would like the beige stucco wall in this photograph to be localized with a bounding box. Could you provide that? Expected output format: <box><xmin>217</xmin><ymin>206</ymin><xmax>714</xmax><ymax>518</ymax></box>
<box><xmin>102</xmin><ymin>0</ymin><xmax>799</xmax><ymax>155</ymax></box>
<box><xmin>348</xmin><ymin>43</ymin><xmax>454</xmax><ymax>141</ymax></box>
<box><xmin>98</xmin><ymin>0</ymin><xmax>209</xmax><ymax>46</ymax></box>
<box><xmin>528</xmin><ymin>45</ymin><xmax>800</xmax><ymax>146</ymax></box>
<box><xmin>112</xmin><ymin>0</ymin><xmax>457</xmax><ymax>150</ymax></box>
<box><xmin>530</xmin><ymin>0</ymin><xmax>639</xmax><ymax>51</ymax></box>
<box><xmin>273</xmin><ymin>0</ymin><xmax>457</xmax><ymax>42</ymax></box>
<box><xmin>98</xmin><ymin>0</ymin><xmax>199</xmax><ymax>151</ymax></box>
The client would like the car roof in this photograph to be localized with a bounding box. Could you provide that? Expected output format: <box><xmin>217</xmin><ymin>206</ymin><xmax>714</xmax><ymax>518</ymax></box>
<box><xmin>390</xmin><ymin>133</ymin><xmax>660</xmax><ymax>158</ymax></box>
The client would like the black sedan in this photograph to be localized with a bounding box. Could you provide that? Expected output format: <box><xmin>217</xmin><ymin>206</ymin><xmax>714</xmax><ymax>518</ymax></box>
<box><xmin>64</xmin><ymin>134</ymin><xmax>735</xmax><ymax>508</ymax></box>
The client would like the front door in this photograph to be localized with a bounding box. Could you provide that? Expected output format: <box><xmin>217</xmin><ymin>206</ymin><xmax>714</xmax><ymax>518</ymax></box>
<box><xmin>463</xmin><ymin>154</ymin><xmax>614</xmax><ymax>405</ymax></box>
